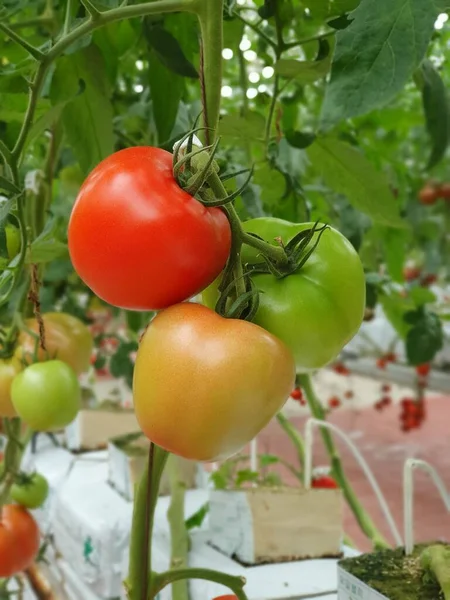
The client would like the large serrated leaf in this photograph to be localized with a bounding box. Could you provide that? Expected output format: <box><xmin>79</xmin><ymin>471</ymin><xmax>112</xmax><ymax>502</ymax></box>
<box><xmin>50</xmin><ymin>45</ymin><xmax>114</xmax><ymax>175</ymax></box>
<box><xmin>307</xmin><ymin>137</ymin><xmax>404</xmax><ymax>227</ymax></box>
<box><xmin>219</xmin><ymin>111</ymin><xmax>265</xmax><ymax>141</ymax></box>
<box><xmin>418</xmin><ymin>60</ymin><xmax>450</xmax><ymax>169</ymax></box>
<box><xmin>320</xmin><ymin>0</ymin><xmax>441</xmax><ymax>128</ymax></box>
<box><xmin>145</xmin><ymin>22</ymin><xmax>198</xmax><ymax>79</ymax></box>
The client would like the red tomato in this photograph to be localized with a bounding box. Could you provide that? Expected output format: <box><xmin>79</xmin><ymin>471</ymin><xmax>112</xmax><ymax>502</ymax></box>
<box><xmin>68</xmin><ymin>147</ymin><xmax>231</xmax><ymax>310</ymax></box>
<box><xmin>344</xmin><ymin>390</ymin><xmax>354</xmax><ymax>399</ymax></box>
<box><xmin>437</xmin><ymin>182</ymin><xmax>450</xmax><ymax>199</ymax></box>
<box><xmin>213</xmin><ymin>596</ymin><xmax>238</xmax><ymax>600</ymax></box>
<box><xmin>416</xmin><ymin>363</ymin><xmax>430</xmax><ymax>377</ymax></box>
<box><xmin>419</xmin><ymin>185</ymin><xmax>438</xmax><ymax>205</ymax></box>
<box><xmin>421</xmin><ymin>274</ymin><xmax>437</xmax><ymax>287</ymax></box>
<box><xmin>312</xmin><ymin>475</ymin><xmax>338</xmax><ymax>489</ymax></box>
<box><xmin>0</xmin><ymin>505</ymin><xmax>40</xmax><ymax>577</ymax></box>
<box><xmin>403</xmin><ymin>266</ymin><xmax>421</xmax><ymax>282</ymax></box>
<box><xmin>376</xmin><ymin>358</ymin><xmax>387</xmax><ymax>370</ymax></box>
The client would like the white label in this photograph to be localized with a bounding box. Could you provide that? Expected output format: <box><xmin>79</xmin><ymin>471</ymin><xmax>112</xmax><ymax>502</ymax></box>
<box><xmin>338</xmin><ymin>566</ymin><xmax>390</xmax><ymax>600</ymax></box>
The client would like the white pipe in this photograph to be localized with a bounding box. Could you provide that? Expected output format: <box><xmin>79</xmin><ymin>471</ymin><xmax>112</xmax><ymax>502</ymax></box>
<box><xmin>304</xmin><ymin>417</ymin><xmax>403</xmax><ymax>547</ymax></box>
<box><xmin>403</xmin><ymin>458</ymin><xmax>450</xmax><ymax>555</ymax></box>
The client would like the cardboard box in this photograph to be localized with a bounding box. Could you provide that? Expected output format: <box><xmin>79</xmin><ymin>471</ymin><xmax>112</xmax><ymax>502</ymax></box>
<box><xmin>65</xmin><ymin>403</ymin><xmax>139</xmax><ymax>451</ymax></box>
<box><xmin>209</xmin><ymin>487</ymin><xmax>343</xmax><ymax>564</ymax></box>
<box><xmin>108</xmin><ymin>432</ymin><xmax>203</xmax><ymax>500</ymax></box>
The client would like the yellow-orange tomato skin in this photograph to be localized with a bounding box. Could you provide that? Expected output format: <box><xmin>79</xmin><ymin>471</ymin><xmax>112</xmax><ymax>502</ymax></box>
<box><xmin>0</xmin><ymin>357</ymin><xmax>22</xmax><ymax>418</ymax></box>
<box><xmin>16</xmin><ymin>312</ymin><xmax>93</xmax><ymax>375</ymax></box>
<box><xmin>133</xmin><ymin>303</ymin><xmax>296</xmax><ymax>462</ymax></box>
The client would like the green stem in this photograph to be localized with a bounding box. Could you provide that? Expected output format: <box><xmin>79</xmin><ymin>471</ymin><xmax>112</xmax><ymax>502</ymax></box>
<box><xmin>284</xmin><ymin>30</ymin><xmax>335</xmax><ymax>50</ymax></box>
<box><xmin>166</xmin><ymin>456</ymin><xmax>189</xmax><ymax>600</ymax></box>
<box><xmin>126</xmin><ymin>444</ymin><xmax>169</xmax><ymax>600</ymax></box>
<box><xmin>152</xmin><ymin>568</ymin><xmax>248</xmax><ymax>600</ymax></box>
<box><xmin>196</xmin><ymin>0</ymin><xmax>224</xmax><ymax>142</ymax></box>
<box><xmin>276</xmin><ymin>412</ymin><xmax>304</xmax><ymax>473</ymax></box>
<box><xmin>0</xmin><ymin>421</ymin><xmax>31</xmax><ymax>508</ymax></box>
<box><xmin>0</xmin><ymin>23</ymin><xmax>44</xmax><ymax>61</ymax></box>
<box><xmin>234</xmin><ymin>12</ymin><xmax>277</xmax><ymax>50</ymax></box>
<box><xmin>298</xmin><ymin>374</ymin><xmax>389</xmax><ymax>550</ymax></box>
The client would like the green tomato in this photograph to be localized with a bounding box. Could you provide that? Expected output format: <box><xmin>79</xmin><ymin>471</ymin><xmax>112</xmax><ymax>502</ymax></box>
<box><xmin>203</xmin><ymin>218</ymin><xmax>366</xmax><ymax>372</ymax></box>
<box><xmin>11</xmin><ymin>473</ymin><xmax>49</xmax><ymax>509</ymax></box>
<box><xmin>11</xmin><ymin>360</ymin><xmax>81</xmax><ymax>431</ymax></box>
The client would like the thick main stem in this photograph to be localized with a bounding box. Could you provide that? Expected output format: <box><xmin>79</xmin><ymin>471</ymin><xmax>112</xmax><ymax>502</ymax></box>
<box><xmin>126</xmin><ymin>444</ymin><xmax>169</xmax><ymax>600</ymax></box>
<box><xmin>299</xmin><ymin>374</ymin><xmax>389</xmax><ymax>549</ymax></box>
<box><xmin>166</xmin><ymin>456</ymin><xmax>189</xmax><ymax>600</ymax></box>
<box><xmin>196</xmin><ymin>0</ymin><xmax>224</xmax><ymax>142</ymax></box>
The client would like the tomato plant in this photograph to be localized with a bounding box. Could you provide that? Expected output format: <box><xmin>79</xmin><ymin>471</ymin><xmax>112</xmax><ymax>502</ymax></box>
<box><xmin>133</xmin><ymin>303</ymin><xmax>295</xmax><ymax>461</ymax></box>
<box><xmin>0</xmin><ymin>505</ymin><xmax>40</xmax><ymax>577</ymax></box>
<box><xmin>11</xmin><ymin>360</ymin><xmax>80</xmax><ymax>431</ymax></box>
<box><xmin>68</xmin><ymin>147</ymin><xmax>231</xmax><ymax>310</ymax></box>
<box><xmin>204</xmin><ymin>218</ymin><xmax>365</xmax><ymax>372</ymax></box>
<box><xmin>0</xmin><ymin>357</ymin><xmax>23</xmax><ymax>418</ymax></box>
<box><xmin>17</xmin><ymin>312</ymin><xmax>93</xmax><ymax>375</ymax></box>
<box><xmin>11</xmin><ymin>472</ymin><xmax>49</xmax><ymax>509</ymax></box>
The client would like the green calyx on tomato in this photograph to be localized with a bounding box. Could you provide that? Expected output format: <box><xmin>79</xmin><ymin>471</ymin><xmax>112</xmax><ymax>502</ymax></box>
<box><xmin>203</xmin><ymin>218</ymin><xmax>366</xmax><ymax>372</ymax></box>
<box><xmin>11</xmin><ymin>472</ymin><xmax>49</xmax><ymax>509</ymax></box>
<box><xmin>68</xmin><ymin>147</ymin><xmax>231</xmax><ymax>311</ymax></box>
<box><xmin>11</xmin><ymin>360</ymin><xmax>81</xmax><ymax>432</ymax></box>
<box><xmin>133</xmin><ymin>302</ymin><xmax>295</xmax><ymax>462</ymax></box>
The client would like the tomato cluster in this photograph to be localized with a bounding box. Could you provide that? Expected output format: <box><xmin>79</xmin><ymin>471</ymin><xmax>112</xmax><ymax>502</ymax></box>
<box><xmin>375</xmin><ymin>352</ymin><xmax>397</xmax><ymax>370</ymax></box>
<box><xmin>67</xmin><ymin>145</ymin><xmax>365</xmax><ymax>462</ymax></box>
<box><xmin>419</xmin><ymin>181</ymin><xmax>450</xmax><ymax>205</ymax></box>
<box><xmin>0</xmin><ymin>312</ymin><xmax>92</xmax><ymax>431</ymax></box>
<box><xmin>400</xmin><ymin>397</ymin><xmax>426</xmax><ymax>432</ymax></box>
<box><xmin>374</xmin><ymin>383</ymin><xmax>392</xmax><ymax>412</ymax></box>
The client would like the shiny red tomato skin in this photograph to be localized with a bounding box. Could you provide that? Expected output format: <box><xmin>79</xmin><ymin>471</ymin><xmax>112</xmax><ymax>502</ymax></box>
<box><xmin>68</xmin><ymin>147</ymin><xmax>231</xmax><ymax>310</ymax></box>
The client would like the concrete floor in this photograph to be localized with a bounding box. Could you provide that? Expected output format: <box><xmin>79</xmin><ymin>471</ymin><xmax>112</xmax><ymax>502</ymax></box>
<box><xmin>256</xmin><ymin>371</ymin><xmax>450</xmax><ymax>552</ymax></box>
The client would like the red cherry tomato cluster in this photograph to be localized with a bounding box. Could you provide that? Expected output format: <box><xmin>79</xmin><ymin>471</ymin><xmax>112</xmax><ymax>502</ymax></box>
<box><xmin>373</xmin><ymin>383</ymin><xmax>392</xmax><ymax>411</ymax></box>
<box><xmin>312</xmin><ymin>474</ymin><xmax>338</xmax><ymax>489</ymax></box>
<box><xmin>328</xmin><ymin>396</ymin><xmax>341</xmax><ymax>409</ymax></box>
<box><xmin>400</xmin><ymin>397</ymin><xmax>426</xmax><ymax>432</ymax></box>
<box><xmin>402</xmin><ymin>265</ymin><xmax>437</xmax><ymax>287</ymax></box>
<box><xmin>376</xmin><ymin>352</ymin><xmax>396</xmax><ymax>370</ymax></box>
<box><xmin>290</xmin><ymin>387</ymin><xmax>306</xmax><ymax>406</ymax></box>
<box><xmin>419</xmin><ymin>181</ymin><xmax>450</xmax><ymax>206</ymax></box>
<box><xmin>332</xmin><ymin>362</ymin><xmax>350</xmax><ymax>376</ymax></box>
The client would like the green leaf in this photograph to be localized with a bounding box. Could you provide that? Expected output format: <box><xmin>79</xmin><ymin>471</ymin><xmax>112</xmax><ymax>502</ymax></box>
<box><xmin>275</xmin><ymin>55</ymin><xmax>331</xmax><ymax>83</ymax></box>
<box><xmin>50</xmin><ymin>45</ymin><xmax>114</xmax><ymax>175</ymax></box>
<box><xmin>409</xmin><ymin>287</ymin><xmax>437</xmax><ymax>307</ymax></box>
<box><xmin>253</xmin><ymin>163</ymin><xmax>286</xmax><ymax>209</ymax></box>
<box><xmin>109</xmin><ymin>340</ymin><xmax>138</xmax><ymax>389</ymax></box>
<box><xmin>0</xmin><ymin>225</ymin><xmax>8</xmax><ymax>261</ymax></box>
<box><xmin>235</xmin><ymin>469</ymin><xmax>259</xmax><ymax>487</ymax></box>
<box><xmin>259</xmin><ymin>453</ymin><xmax>279</xmax><ymax>467</ymax></box>
<box><xmin>27</xmin><ymin>218</ymin><xmax>68</xmax><ymax>264</ymax></box>
<box><xmin>144</xmin><ymin>21</ymin><xmax>198</xmax><ymax>79</ymax></box>
<box><xmin>320</xmin><ymin>0</ymin><xmax>441</xmax><ymax>128</ymax></box>
<box><xmin>223</xmin><ymin>18</ymin><xmax>244</xmax><ymax>50</ymax></box>
<box><xmin>148</xmin><ymin>48</ymin><xmax>184</xmax><ymax>144</ymax></box>
<box><xmin>220</xmin><ymin>111</ymin><xmax>265</xmax><ymax>141</ymax></box>
<box><xmin>0</xmin><ymin>196</ymin><xmax>15</xmax><ymax>225</ymax></box>
<box><xmin>285</xmin><ymin>130</ymin><xmax>316</xmax><ymax>149</ymax></box>
<box><xmin>307</xmin><ymin>136</ymin><xmax>404</xmax><ymax>227</ymax></box>
<box><xmin>0</xmin><ymin>176</ymin><xmax>20</xmax><ymax>195</ymax></box>
<box><xmin>406</xmin><ymin>309</ymin><xmax>443</xmax><ymax>365</ymax></box>
<box><xmin>210</xmin><ymin>470</ymin><xmax>228</xmax><ymax>490</ymax></box>
<box><xmin>377</xmin><ymin>226</ymin><xmax>408</xmax><ymax>282</ymax></box>
<box><xmin>417</xmin><ymin>60</ymin><xmax>450</xmax><ymax>169</ymax></box>
<box><xmin>380</xmin><ymin>292</ymin><xmax>413</xmax><ymax>339</ymax></box>
<box><xmin>185</xmin><ymin>502</ymin><xmax>209</xmax><ymax>530</ymax></box>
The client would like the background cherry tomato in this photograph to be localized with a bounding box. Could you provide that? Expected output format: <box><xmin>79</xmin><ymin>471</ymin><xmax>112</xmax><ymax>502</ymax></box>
<box><xmin>68</xmin><ymin>147</ymin><xmax>231</xmax><ymax>310</ymax></box>
<box><xmin>213</xmin><ymin>596</ymin><xmax>239</xmax><ymax>599</ymax></box>
<box><xmin>0</xmin><ymin>505</ymin><xmax>40</xmax><ymax>577</ymax></box>
<box><xmin>133</xmin><ymin>303</ymin><xmax>295</xmax><ymax>461</ymax></box>
<box><xmin>419</xmin><ymin>185</ymin><xmax>438</xmax><ymax>205</ymax></box>
<box><xmin>312</xmin><ymin>475</ymin><xmax>338</xmax><ymax>489</ymax></box>
<box><xmin>11</xmin><ymin>473</ymin><xmax>49</xmax><ymax>509</ymax></box>
<box><xmin>11</xmin><ymin>360</ymin><xmax>80</xmax><ymax>431</ymax></box>
<box><xmin>17</xmin><ymin>312</ymin><xmax>93</xmax><ymax>375</ymax></box>
<box><xmin>0</xmin><ymin>357</ymin><xmax>23</xmax><ymax>418</ymax></box>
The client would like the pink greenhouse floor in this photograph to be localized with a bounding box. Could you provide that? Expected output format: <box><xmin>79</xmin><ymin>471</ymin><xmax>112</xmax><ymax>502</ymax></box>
<box><xmin>257</xmin><ymin>395</ymin><xmax>450</xmax><ymax>553</ymax></box>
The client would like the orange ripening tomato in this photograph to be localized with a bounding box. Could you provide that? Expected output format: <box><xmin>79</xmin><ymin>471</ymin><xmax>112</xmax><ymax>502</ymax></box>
<box><xmin>213</xmin><ymin>596</ymin><xmax>239</xmax><ymax>600</ymax></box>
<box><xmin>0</xmin><ymin>357</ymin><xmax>23</xmax><ymax>417</ymax></box>
<box><xmin>0</xmin><ymin>505</ymin><xmax>40</xmax><ymax>577</ymax></box>
<box><xmin>68</xmin><ymin>147</ymin><xmax>232</xmax><ymax>310</ymax></box>
<box><xmin>16</xmin><ymin>312</ymin><xmax>93</xmax><ymax>375</ymax></box>
<box><xmin>133</xmin><ymin>303</ymin><xmax>295</xmax><ymax>462</ymax></box>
